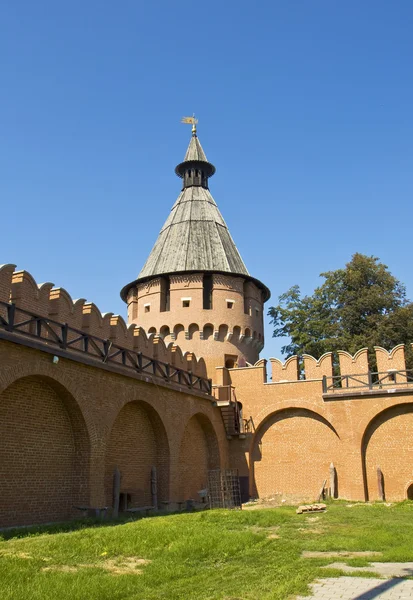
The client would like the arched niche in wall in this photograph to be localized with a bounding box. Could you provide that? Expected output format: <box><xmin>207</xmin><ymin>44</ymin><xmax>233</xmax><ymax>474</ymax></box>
<box><xmin>159</xmin><ymin>325</ymin><xmax>170</xmax><ymax>339</ymax></box>
<box><xmin>218</xmin><ymin>324</ymin><xmax>228</xmax><ymax>342</ymax></box>
<box><xmin>203</xmin><ymin>323</ymin><xmax>214</xmax><ymax>340</ymax></box>
<box><xmin>173</xmin><ymin>324</ymin><xmax>185</xmax><ymax>340</ymax></box>
<box><xmin>188</xmin><ymin>323</ymin><xmax>200</xmax><ymax>340</ymax></box>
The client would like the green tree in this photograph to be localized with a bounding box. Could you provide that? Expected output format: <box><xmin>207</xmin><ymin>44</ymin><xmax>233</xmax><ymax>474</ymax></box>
<box><xmin>269</xmin><ymin>253</ymin><xmax>413</xmax><ymax>368</ymax></box>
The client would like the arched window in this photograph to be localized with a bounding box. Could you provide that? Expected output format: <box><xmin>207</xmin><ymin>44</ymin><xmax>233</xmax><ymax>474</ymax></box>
<box><xmin>407</xmin><ymin>484</ymin><xmax>413</xmax><ymax>500</ymax></box>
<box><xmin>148</xmin><ymin>327</ymin><xmax>156</xmax><ymax>337</ymax></box>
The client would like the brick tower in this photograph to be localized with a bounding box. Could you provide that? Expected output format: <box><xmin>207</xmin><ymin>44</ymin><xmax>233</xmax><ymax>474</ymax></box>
<box><xmin>121</xmin><ymin>122</ymin><xmax>270</xmax><ymax>378</ymax></box>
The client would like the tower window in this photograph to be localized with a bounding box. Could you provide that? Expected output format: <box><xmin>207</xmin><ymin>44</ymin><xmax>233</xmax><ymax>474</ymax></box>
<box><xmin>144</xmin><ymin>304</ymin><xmax>150</xmax><ymax>313</ymax></box>
<box><xmin>243</xmin><ymin>281</ymin><xmax>249</xmax><ymax>314</ymax></box>
<box><xmin>203</xmin><ymin>274</ymin><xmax>213</xmax><ymax>309</ymax></box>
<box><xmin>160</xmin><ymin>277</ymin><xmax>170</xmax><ymax>312</ymax></box>
<box><xmin>255</xmin><ymin>308</ymin><xmax>259</xmax><ymax>317</ymax></box>
<box><xmin>225</xmin><ymin>355</ymin><xmax>237</xmax><ymax>369</ymax></box>
<box><xmin>227</xmin><ymin>300</ymin><xmax>234</xmax><ymax>309</ymax></box>
<box><xmin>182</xmin><ymin>299</ymin><xmax>190</xmax><ymax>308</ymax></box>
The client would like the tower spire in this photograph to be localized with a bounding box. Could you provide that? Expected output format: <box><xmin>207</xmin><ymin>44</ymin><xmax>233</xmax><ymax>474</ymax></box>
<box><xmin>120</xmin><ymin>124</ymin><xmax>270</xmax><ymax>304</ymax></box>
<box><xmin>175</xmin><ymin>118</ymin><xmax>216</xmax><ymax>182</ymax></box>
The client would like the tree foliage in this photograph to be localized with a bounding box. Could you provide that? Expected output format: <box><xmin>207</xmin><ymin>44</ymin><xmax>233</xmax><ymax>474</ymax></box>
<box><xmin>269</xmin><ymin>254</ymin><xmax>413</xmax><ymax>364</ymax></box>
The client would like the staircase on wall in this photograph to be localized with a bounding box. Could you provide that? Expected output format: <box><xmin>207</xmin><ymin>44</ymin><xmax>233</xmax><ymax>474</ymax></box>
<box><xmin>212</xmin><ymin>385</ymin><xmax>254</xmax><ymax>438</ymax></box>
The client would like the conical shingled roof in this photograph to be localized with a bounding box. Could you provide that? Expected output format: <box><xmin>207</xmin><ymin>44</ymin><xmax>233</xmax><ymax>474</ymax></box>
<box><xmin>120</xmin><ymin>131</ymin><xmax>270</xmax><ymax>302</ymax></box>
<box><xmin>138</xmin><ymin>185</ymin><xmax>249</xmax><ymax>278</ymax></box>
<box><xmin>183</xmin><ymin>135</ymin><xmax>208</xmax><ymax>162</ymax></box>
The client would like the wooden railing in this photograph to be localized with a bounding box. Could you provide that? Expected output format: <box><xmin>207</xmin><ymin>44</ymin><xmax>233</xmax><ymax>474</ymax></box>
<box><xmin>0</xmin><ymin>301</ymin><xmax>212</xmax><ymax>395</ymax></box>
<box><xmin>323</xmin><ymin>369</ymin><xmax>413</xmax><ymax>394</ymax></box>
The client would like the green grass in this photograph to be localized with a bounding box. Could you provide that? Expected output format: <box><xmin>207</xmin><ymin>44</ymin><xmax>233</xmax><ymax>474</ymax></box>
<box><xmin>1</xmin><ymin>502</ymin><xmax>413</xmax><ymax>600</ymax></box>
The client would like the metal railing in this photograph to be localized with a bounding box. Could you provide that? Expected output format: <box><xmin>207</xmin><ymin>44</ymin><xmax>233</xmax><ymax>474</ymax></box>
<box><xmin>242</xmin><ymin>416</ymin><xmax>255</xmax><ymax>433</ymax></box>
<box><xmin>0</xmin><ymin>301</ymin><xmax>212</xmax><ymax>395</ymax></box>
<box><xmin>322</xmin><ymin>369</ymin><xmax>413</xmax><ymax>394</ymax></box>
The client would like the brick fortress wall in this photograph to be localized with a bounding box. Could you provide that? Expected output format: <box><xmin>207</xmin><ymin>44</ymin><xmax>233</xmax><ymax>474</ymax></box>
<box><xmin>2</xmin><ymin>261</ymin><xmax>413</xmax><ymax>527</ymax></box>
<box><xmin>225</xmin><ymin>345</ymin><xmax>413</xmax><ymax>503</ymax></box>
<box><xmin>0</xmin><ymin>264</ymin><xmax>228</xmax><ymax>528</ymax></box>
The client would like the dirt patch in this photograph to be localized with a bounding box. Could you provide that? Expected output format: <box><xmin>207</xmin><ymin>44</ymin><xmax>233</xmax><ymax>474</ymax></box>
<box><xmin>243</xmin><ymin>494</ymin><xmax>312</xmax><ymax>509</ymax></box>
<box><xmin>101</xmin><ymin>557</ymin><xmax>150</xmax><ymax>575</ymax></box>
<box><xmin>41</xmin><ymin>556</ymin><xmax>151</xmax><ymax>576</ymax></box>
<box><xmin>302</xmin><ymin>551</ymin><xmax>382</xmax><ymax>559</ymax></box>
<box><xmin>42</xmin><ymin>565</ymin><xmax>78</xmax><ymax>573</ymax></box>
<box><xmin>0</xmin><ymin>550</ymin><xmax>34</xmax><ymax>560</ymax></box>
<box><xmin>298</xmin><ymin>528</ymin><xmax>324</xmax><ymax>535</ymax></box>
<box><xmin>246</xmin><ymin>525</ymin><xmax>280</xmax><ymax>539</ymax></box>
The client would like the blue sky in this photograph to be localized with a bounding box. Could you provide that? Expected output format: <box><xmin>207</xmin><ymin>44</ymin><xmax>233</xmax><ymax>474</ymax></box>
<box><xmin>1</xmin><ymin>1</ymin><xmax>412</xmax><ymax>359</ymax></box>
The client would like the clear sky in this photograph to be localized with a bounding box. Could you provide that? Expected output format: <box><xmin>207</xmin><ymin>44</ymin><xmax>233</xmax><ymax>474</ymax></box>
<box><xmin>1</xmin><ymin>1</ymin><xmax>412</xmax><ymax>360</ymax></box>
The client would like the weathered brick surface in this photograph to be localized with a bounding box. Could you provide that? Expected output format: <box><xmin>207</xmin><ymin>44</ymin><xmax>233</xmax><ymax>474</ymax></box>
<box><xmin>251</xmin><ymin>408</ymin><xmax>341</xmax><ymax>501</ymax></box>
<box><xmin>128</xmin><ymin>273</ymin><xmax>265</xmax><ymax>379</ymax></box>
<box><xmin>0</xmin><ymin>265</ymin><xmax>208</xmax><ymax>378</ymax></box>
<box><xmin>363</xmin><ymin>404</ymin><xmax>413</xmax><ymax>501</ymax></box>
<box><xmin>0</xmin><ymin>339</ymin><xmax>228</xmax><ymax>527</ymax></box>
<box><xmin>178</xmin><ymin>413</ymin><xmax>221</xmax><ymax>501</ymax></box>
<box><xmin>179</xmin><ymin>416</ymin><xmax>210</xmax><ymax>501</ymax></box>
<box><xmin>105</xmin><ymin>402</ymin><xmax>159</xmax><ymax>508</ymax></box>
<box><xmin>228</xmin><ymin>358</ymin><xmax>413</xmax><ymax>503</ymax></box>
<box><xmin>0</xmin><ymin>376</ymin><xmax>89</xmax><ymax>527</ymax></box>
<box><xmin>2</xmin><ymin>261</ymin><xmax>413</xmax><ymax>524</ymax></box>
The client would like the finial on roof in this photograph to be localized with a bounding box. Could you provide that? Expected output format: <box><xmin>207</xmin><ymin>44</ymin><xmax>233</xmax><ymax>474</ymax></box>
<box><xmin>181</xmin><ymin>114</ymin><xmax>198</xmax><ymax>136</ymax></box>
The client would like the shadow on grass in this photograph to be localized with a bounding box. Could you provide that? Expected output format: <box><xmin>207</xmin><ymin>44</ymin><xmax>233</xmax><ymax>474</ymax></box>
<box><xmin>0</xmin><ymin>509</ymin><xmax>190</xmax><ymax>541</ymax></box>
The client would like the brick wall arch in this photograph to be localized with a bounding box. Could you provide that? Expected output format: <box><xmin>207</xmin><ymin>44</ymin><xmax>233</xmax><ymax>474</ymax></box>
<box><xmin>362</xmin><ymin>403</ymin><xmax>413</xmax><ymax>501</ymax></box>
<box><xmin>0</xmin><ymin>374</ymin><xmax>90</xmax><ymax>527</ymax></box>
<box><xmin>178</xmin><ymin>413</ymin><xmax>221</xmax><ymax>502</ymax></box>
<box><xmin>104</xmin><ymin>400</ymin><xmax>170</xmax><ymax>509</ymax></box>
<box><xmin>250</xmin><ymin>408</ymin><xmax>340</xmax><ymax>502</ymax></box>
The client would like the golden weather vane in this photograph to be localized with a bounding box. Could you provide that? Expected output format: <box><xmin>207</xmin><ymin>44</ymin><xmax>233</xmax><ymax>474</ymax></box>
<box><xmin>181</xmin><ymin>114</ymin><xmax>198</xmax><ymax>134</ymax></box>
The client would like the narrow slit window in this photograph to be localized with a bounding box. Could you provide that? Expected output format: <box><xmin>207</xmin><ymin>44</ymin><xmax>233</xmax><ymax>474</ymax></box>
<box><xmin>203</xmin><ymin>274</ymin><xmax>213</xmax><ymax>309</ymax></box>
<box><xmin>160</xmin><ymin>277</ymin><xmax>170</xmax><ymax>312</ymax></box>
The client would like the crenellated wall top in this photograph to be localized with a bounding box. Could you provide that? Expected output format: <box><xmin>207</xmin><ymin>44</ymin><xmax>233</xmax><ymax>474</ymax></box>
<box><xmin>230</xmin><ymin>344</ymin><xmax>410</xmax><ymax>385</ymax></box>
<box><xmin>0</xmin><ymin>265</ymin><xmax>207</xmax><ymax>379</ymax></box>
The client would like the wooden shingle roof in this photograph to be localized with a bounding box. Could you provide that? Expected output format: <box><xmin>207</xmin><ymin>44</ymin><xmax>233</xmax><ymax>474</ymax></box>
<box><xmin>138</xmin><ymin>185</ymin><xmax>249</xmax><ymax>278</ymax></box>
<box><xmin>120</xmin><ymin>131</ymin><xmax>270</xmax><ymax>302</ymax></box>
<box><xmin>183</xmin><ymin>134</ymin><xmax>208</xmax><ymax>162</ymax></box>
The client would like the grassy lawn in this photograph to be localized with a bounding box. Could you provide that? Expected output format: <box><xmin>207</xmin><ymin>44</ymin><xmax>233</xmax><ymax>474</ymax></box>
<box><xmin>1</xmin><ymin>502</ymin><xmax>413</xmax><ymax>600</ymax></box>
